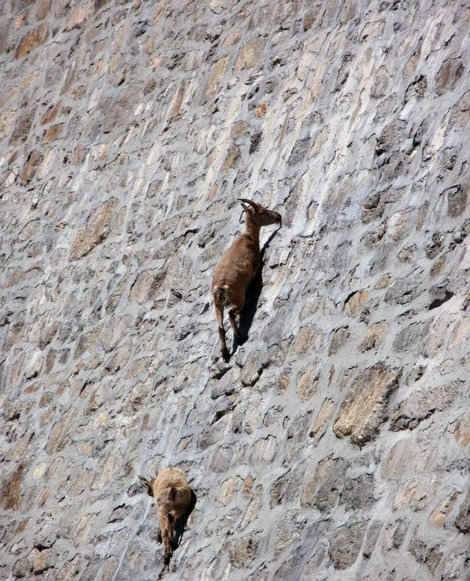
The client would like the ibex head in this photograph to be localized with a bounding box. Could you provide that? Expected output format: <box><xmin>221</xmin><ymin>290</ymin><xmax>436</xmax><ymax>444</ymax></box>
<box><xmin>238</xmin><ymin>198</ymin><xmax>282</xmax><ymax>227</ymax></box>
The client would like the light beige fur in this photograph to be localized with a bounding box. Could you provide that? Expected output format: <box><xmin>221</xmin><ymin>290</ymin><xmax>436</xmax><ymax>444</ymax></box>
<box><xmin>140</xmin><ymin>467</ymin><xmax>196</xmax><ymax>566</ymax></box>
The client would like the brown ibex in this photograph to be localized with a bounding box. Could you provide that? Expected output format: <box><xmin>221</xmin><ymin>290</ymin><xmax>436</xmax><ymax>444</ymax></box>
<box><xmin>140</xmin><ymin>468</ymin><xmax>196</xmax><ymax>567</ymax></box>
<box><xmin>211</xmin><ymin>198</ymin><xmax>281</xmax><ymax>360</ymax></box>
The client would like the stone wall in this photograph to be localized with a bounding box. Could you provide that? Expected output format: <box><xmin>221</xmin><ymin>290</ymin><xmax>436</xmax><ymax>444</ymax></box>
<box><xmin>0</xmin><ymin>0</ymin><xmax>469</xmax><ymax>579</ymax></box>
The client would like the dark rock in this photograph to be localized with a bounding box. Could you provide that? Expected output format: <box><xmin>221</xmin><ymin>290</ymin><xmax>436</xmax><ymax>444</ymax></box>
<box><xmin>425</xmin><ymin>232</ymin><xmax>444</xmax><ymax>258</ymax></box>
<box><xmin>408</xmin><ymin>535</ymin><xmax>443</xmax><ymax>575</ymax></box>
<box><xmin>384</xmin><ymin>275</ymin><xmax>422</xmax><ymax>305</ymax></box>
<box><xmin>362</xmin><ymin>520</ymin><xmax>383</xmax><ymax>558</ymax></box>
<box><xmin>445</xmin><ymin>185</ymin><xmax>467</xmax><ymax>218</ymax></box>
<box><xmin>375</xmin><ymin>120</ymin><xmax>406</xmax><ymax>156</ymax></box>
<box><xmin>404</xmin><ymin>75</ymin><xmax>427</xmax><ymax>101</ymax></box>
<box><xmin>340</xmin><ymin>473</ymin><xmax>375</xmax><ymax>511</ymax></box>
<box><xmin>1</xmin><ymin>464</ymin><xmax>24</xmax><ymax>510</ymax></box>
<box><xmin>428</xmin><ymin>281</ymin><xmax>454</xmax><ymax>310</ymax></box>
<box><xmin>392</xmin><ymin>321</ymin><xmax>430</xmax><ymax>353</ymax></box>
<box><xmin>390</xmin><ymin>382</ymin><xmax>459</xmax><ymax>431</ymax></box>
<box><xmin>287</xmin><ymin>137</ymin><xmax>311</xmax><ymax>166</ymax></box>
<box><xmin>435</xmin><ymin>58</ymin><xmax>465</xmax><ymax>96</ymax></box>
<box><xmin>227</xmin><ymin>535</ymin><xmax>259</xmax><ymax>567</ymax></box>
<box><xmin>329</xmin><ymin>519</ymin><xmax>367</xmax><ymax>570</ymax></box>
<box><xmin>455</xmin><ymin>491</ymin><xmax>470</xmax><ymax>533</ymax></box>
<box><xmin>391</xmin><ymin>518</ymin><xmax>409</xmax><ymax>549</ymax></box>
<box><xmin>328</xmin><ymin>326</ymin><xmax>350</xmax><ymax>355</ymax></box>
<box><xmin>301</xmin><ymin>455</ymin><xmax>349</xmax><ymax>511</ymax></box>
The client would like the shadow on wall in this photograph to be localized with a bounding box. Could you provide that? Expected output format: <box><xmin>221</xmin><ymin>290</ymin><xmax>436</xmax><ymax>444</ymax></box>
<box><xmin>235</xmin><ymin>226</ymin><xmax>281</xmax><ymax>353</ymax></box>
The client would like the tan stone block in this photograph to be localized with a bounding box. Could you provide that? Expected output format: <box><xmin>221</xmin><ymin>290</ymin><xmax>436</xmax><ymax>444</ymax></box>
<box><xmin>344</xmin><ymin>289</ymin><xmax>369</xmax><ymax>315</ymax></box>
<box><xmin>70</xmin><ymin>198</ymin><xmax>118</xmax><ymax>260</ymax></box>
<box><xmin>359</xmin><ymin>321</ymin><xmax>388</xmax><ymax>352</ymax></box>
<box><xmin>296</xmin><ymin>368</ymin><xmax>320</xmax><ymax>401</ymax></box>
<box><xmin>236</xmin><ymin>39</ymin><xmax>264</xmax><ymax>71</ymax></box>
<box><xmin>383</xmin><ymin>438</ymin><xmax>432</xmax><ymax>481</ymax></box>
<box><xmin>218</xmin><ymin>477</ymin><xmax>242</xmax><ymax>505</ymax></box>
<box><xmin>46</xmin><ymin>417</ymin><xmax>69</xmax><ymax>453</ymax></box>
<box><xmin>15</xmin><ymin>24</ymin><xmax>48</xmax><ymax>59</ymax></box>
<box><xmin>93</xmin><ymin>454</ymin><xmax>115</xmax><ymax>489</ymax></box>
<box><xmin>15</xmin><ymin>519</ymin><xmax>29</xmax><ymax>534</ymax></box>
<box><xmin>206</xmin><ymin>56</ymin><xmax>229</xmax><ymax>97</ymax></box>
<box><xmin>252</xmin><ymin>435</ymin><xmax>277</xmax><ymax>463</ymax></box>
<box><xmin>15</xmin><ymin>14</ymin><xmax>27</xmax><ymax>29</ymax></box>
<box><xmin>430</xmin><ymin>255</ymin><xmax>446</xmax><ymax>277</ymax></box>
<box><xmin>79</xmin><ymin>442</ymin><xmax>93</xmax><ymax>456</ymax></box>
<box><xmin>430</xmin><ymin>491</ymin><xmax>460</xmax><ymax>527</ymax></box>
<box><xmin>375</xmin><ymin>273</ymin><xmax>392</xmax><ymax>289</ymax></box>
<box><xmin>224</xmin><ymin>31</ymin><xmax>240</xmax><ymax>46</ymax></box>
<box><xmin>168</xmin><ymin>83</ymin><xmax>185</xmax><ymax>118</ymax></box>
<box><xmin>31</xmin><ymin>548</ymin><xmax>53</xmax><ymax>574</ymax></box>
<box><xmin>19</xmin><ymin>150</ymin><xmax>43</xmax><ymax>184</ymax></box>
<box><xmin>293</xmin><ymin>325</ymin><xmax>322</xmax><ymax>353</ymax></box>
<box><xmin>392</xmin><ymin>477</ymin><xmax>435</xmax><ymax>511</ymax></box>
<box><xmin>65</xmin><ymin>2</ymin><xmax>93</xmax><ymax>31</ymax></box>
<box><xmin>37</xmin><ymin>489</ymin><xmax>49</xmax><ymax>507</ymax></box>
<box><xmin>0</xmin><ymin>110</ymin><xmax>16</xmax><ymax>141</ymax></box>
<box><xmin>242</xmin><ymin>475</ymin><xmax>254</xmax><ymax>496</ymax></box>
<box><xmin>98</xmin><ymin>558</ymin><xmax>119</xmax><ymax>581</ymax></box>
<box><xmin>454</xmin><ymin>413</ymin><xmax>470</xmax><ymax>447</ymax></box>
<box><xmin>222</xmin><ymin>144</ymin><xmax>240</xmax><ymax>170</ymax></box>
<box><xmin>309</xmin><ymin>398</ymin><xmax>336</xmax><ymax>440</ymax></box>
<box><xmin>255</xmin><ymin>102</ymin><xmax>268</xmax><ymax>117</ymax></box>
<box><xmin>72</xmin><ymin>143</ymin><xmax>88</xmax><ymax>164</ymax></box>
<box><xmin>32</xmin><ymin>463</ymin><xmax>48</xmax><ymax>480</ymax></box>
<box><xmin>309</xmin><ymin>124</ymin><xmax>328</xmax><ymax>157</ymax></box>
<box><xmin>240</xmin><ymin>493</ymin><xmax>262</xmax><ymax>529</ymax></box>
<box><xmin>333</xmin><ymin>363</ymin><xmax>400</xmax><ymax>445</ymax></box>
<box><xmin>129</xmin><ymin>270</ymin><xmax>166</xmax><ymax>303</ymax></box>
<box><xmin>277</xmin><ymin>373</ymin><xmax>290</xmax><ymax>392</ymax></box>
<box><xmin>10</xmin><ymin>113</ymin><xmax>33</xmax><ymax>144</ymax></box>
<box><xmin>36</xmin><ymin>0</ymin><xmax>51</xmax><ymax>20</ymax></box>
<box><xmin>230</xmin><ymin>121</ymin><xmax>249</xmax><ymax>139</ymax></box>
<box><xmin>328</xmin><ymin>326</ymin><xmax>350</xmax><ymax>355</ymax></box>
<box><xmin>43</xmin><ymin>122</ymin><xmax>64</xmax><ymax>143</ymax></box>
<box><xmin>1</xmin><ymin>464</ymin><xmax>24</xmax><ymax>510</ymax></box>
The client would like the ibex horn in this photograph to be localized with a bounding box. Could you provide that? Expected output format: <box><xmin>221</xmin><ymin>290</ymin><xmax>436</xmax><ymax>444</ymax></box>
<box><xmin>238</xmin><ymin>198</ymin><xmax>257</xmax><ymax>208</ymax></box>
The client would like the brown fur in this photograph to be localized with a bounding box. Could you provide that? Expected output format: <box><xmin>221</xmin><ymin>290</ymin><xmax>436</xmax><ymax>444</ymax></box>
<box><xmin>140</xmin><ymin>468</ymin><xmax>196</xmax><ymax>567</ymax></box>
<box><xmin>212</xmin><ymin>199</ymin><xmax>281</xmax><ymax>360</ymax></box>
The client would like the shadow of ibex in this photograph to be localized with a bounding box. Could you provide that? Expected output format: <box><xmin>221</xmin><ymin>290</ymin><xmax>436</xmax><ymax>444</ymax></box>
<box><xmin>233</xmin><ymin>225</ymin><xmax>281</xmax><ymax>354</ymax></box>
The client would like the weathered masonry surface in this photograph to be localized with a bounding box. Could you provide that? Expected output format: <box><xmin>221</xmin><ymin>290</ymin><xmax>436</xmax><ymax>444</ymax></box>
<box><xmin>0</xmin><ymin>1</ymin><xmax>469</xmax><ymax>579</ymax></box>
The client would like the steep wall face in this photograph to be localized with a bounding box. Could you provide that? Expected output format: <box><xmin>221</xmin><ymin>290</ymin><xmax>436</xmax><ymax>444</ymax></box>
<box><xmin>1</xmin><ymin>1</ymin><xmax>469</xmax><ymax>579</ymax></box>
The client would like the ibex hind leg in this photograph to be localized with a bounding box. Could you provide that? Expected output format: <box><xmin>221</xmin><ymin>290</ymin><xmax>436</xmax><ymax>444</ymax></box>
<box><xmin>228</xmin><ymin>308</ymin><xmax>243</xmax><ymax>341</ymax></box>
<box><xmin>214</xmin><ymin>299</ymin><xmax>229</xmax><ymax>361</ymax></box>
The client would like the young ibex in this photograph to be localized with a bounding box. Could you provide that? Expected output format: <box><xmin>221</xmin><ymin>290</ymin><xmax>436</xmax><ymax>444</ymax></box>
<box><xmin>140</xmin><ymin>468</ymin><xmax>196</xmax><ymax>567</ymax></box>
<box><xmin>212</xmin><ymin>198</ymin><xmax>282</xmax><ymax>360</ymax></box>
